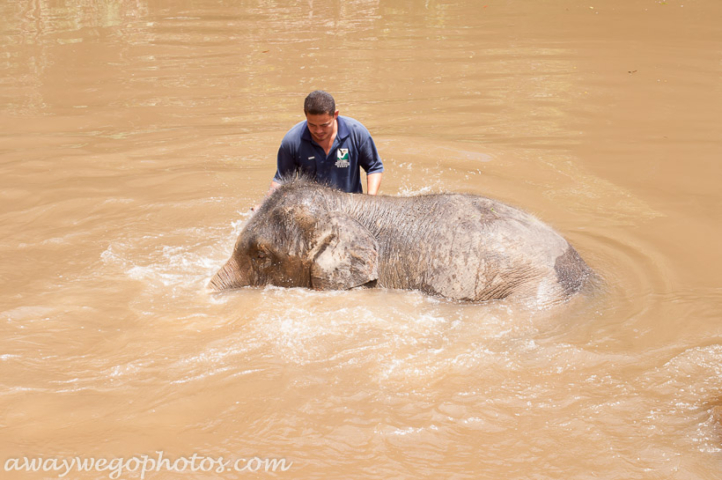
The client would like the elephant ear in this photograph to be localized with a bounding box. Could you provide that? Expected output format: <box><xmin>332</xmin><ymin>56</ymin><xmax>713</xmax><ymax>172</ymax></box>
<box><xmin>306</xmin><ymin>212</ymin><xmax>379</xmax><ymax>290</ymax></box>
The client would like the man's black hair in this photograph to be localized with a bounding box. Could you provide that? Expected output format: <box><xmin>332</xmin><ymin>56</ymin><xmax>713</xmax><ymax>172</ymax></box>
<box><xmin>304</xmin><ymin>90</ymin><xmax>336</xmax><ymax>116</ymax></box>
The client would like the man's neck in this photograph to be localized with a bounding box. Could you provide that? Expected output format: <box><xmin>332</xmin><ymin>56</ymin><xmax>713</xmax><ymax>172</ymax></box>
<box><xmin>317</xmin><ymin>120</ymin><xmax>338</xmax><ymax>155</ymax></box>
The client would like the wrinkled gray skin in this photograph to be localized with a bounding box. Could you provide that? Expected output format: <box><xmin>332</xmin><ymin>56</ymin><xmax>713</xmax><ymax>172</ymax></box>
<box><xmin>210</xmin><ymin>179</ymin><xmax>592</xmax><ymax>304</ymax></box>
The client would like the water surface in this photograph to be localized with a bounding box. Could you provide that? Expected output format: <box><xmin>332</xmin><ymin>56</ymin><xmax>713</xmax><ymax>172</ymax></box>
<box><xmin>1</xmin><ymin>1</ymin><xmax>722</xmax><ymax>478</ymax></box>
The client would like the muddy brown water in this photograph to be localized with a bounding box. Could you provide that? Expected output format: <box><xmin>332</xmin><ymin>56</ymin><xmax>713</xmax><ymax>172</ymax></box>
<box><xmin>1</xmin><ymin>1</ymin><xmax>722</xmax><ymax>479</ymax></box>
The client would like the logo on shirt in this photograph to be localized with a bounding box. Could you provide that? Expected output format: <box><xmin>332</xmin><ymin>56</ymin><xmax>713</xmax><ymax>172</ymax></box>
<box><xmin>335</xmin><ymin>149</ymin><xmax>350</xmax><ymax>168</ymax></box>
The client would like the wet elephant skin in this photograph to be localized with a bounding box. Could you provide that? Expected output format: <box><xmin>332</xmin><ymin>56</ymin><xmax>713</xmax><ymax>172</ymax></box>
<box><xmin>210</xmin><ymin>178</ymin><xmax>593</xmax><ymax>304</ymax></box>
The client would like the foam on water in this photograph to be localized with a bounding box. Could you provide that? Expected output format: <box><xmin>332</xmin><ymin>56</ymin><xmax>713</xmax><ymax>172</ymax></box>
<box><xmin>99</xmin><ymin>207</ymin><xmax>252</xmax><ymax>300</ymax></box>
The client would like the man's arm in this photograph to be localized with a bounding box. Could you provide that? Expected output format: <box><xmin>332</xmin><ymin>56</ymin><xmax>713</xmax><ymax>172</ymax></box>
<box><xmin>270</xmin><ymin>135</ymin><xmax>300</xmax><ymax>194</ymax></box>
<box><xmin>253</xmin><ymin>141</ymin><xmax>294</xmax><ymax>211</ymax></box>
<box><xmin>366</xmin><ymin>172</ymin><xmax>382</xmax><ymax>195</ymax></box>
<box><xmin>357</xmin><ymin>132</ymin><xmax>384</xmax><ymax>195</ymax></box>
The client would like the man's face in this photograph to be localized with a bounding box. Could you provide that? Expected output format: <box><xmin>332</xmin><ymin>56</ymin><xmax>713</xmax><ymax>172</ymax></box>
<box><xmin>305</xmin><ymin>111</ymin><xmax>338</xmax><ymax>144</ymax></box>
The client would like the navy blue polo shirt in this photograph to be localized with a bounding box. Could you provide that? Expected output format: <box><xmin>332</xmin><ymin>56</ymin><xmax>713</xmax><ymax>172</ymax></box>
<box><xmin>273</xmin><ymin>116</ymin><xmax>384</xmax><ymax>193</ymax></box>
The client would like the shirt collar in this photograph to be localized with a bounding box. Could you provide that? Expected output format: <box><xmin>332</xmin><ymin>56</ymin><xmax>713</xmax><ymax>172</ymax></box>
<box><xmin>336</xmin><ymin>116</ymin><xmax>350</xmax><ymax>140</ymax></box>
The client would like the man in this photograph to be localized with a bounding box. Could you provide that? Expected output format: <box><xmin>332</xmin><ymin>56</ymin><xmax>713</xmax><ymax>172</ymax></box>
<box><xmin>269</xmin><ymin>90</ymin><xmax>383</xmax><ymax>195</ymax></box>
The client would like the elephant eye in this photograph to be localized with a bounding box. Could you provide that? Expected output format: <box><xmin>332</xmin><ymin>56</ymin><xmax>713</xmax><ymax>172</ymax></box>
<box><xmin>252</xmin><ymin>249</ymin><xmax>271</xmax><ymax>266</ymax></box>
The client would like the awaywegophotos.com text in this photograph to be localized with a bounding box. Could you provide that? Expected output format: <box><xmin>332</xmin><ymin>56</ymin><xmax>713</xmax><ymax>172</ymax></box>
<box><xmin>4</xmin><ymin>452</ymin><xmax>292</xmax><ymax>478</ymax></box>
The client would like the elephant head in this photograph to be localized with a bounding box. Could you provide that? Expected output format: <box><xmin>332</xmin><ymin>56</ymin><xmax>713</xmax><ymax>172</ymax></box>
<box><xmin>209</xmin><ymin>203</ymin><xmax>379</xmax><ymax>291</ymax></box>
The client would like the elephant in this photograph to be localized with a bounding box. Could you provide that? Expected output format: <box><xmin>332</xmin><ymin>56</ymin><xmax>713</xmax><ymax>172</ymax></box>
<box><xmin>209</xmin><ymin>178</ymin><xmax>593</xmax><ymax>304</ymax></box>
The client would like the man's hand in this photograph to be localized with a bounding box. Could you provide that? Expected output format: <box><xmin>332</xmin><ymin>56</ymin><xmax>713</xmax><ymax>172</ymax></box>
<box><xmin>251</xmin><ymin>180</ymin><xmax>283</xmax><ymax>211</ymax></box>
<box><xmin>268</xmin><ymin>180</ymin><xmax>282</xmax><ymax>194</ymax></box>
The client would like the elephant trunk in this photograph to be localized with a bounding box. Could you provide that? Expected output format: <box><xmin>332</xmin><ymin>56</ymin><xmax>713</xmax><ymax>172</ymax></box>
<box><xmin>208</xmin><ymin>257</ymin><xmax>246</xmax><ymax>290</ymax></box>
